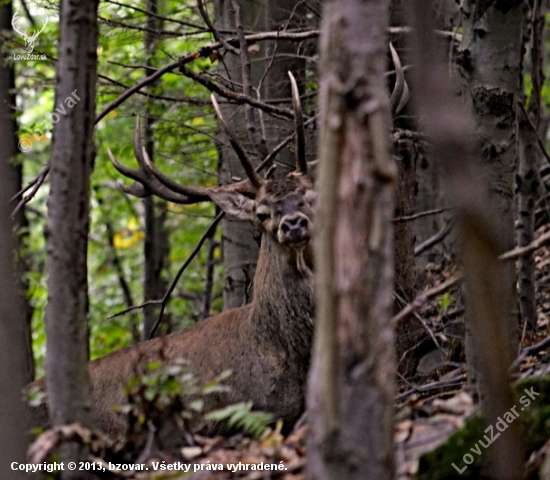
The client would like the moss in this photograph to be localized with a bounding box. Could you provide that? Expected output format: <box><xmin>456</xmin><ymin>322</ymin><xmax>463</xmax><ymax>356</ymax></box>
<box><xmin>415</xmin><ymin>376</ymin><xmax>550</xmax><ymax>479</ymax></box>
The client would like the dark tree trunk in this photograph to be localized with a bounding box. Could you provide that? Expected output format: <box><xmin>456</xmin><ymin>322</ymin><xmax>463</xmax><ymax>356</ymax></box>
<box><xmin>458</xmin><ymin>0</ymin><xmax>523</xmax><ymax>374</ymax></box>
<box><xmin>517</xmin><ymin>1</ymin><xmax>545</xmax><ymax>331</ymax></box>
<box><xmin>143</xmin><ymin>0</ymin><xmax>170</xmax><ymax>339</ymax></box>
<box><xmin>408</xmin><ymin>1</ymin><xmax>525</xmax><ymax>477</ymax></box>
<box><xmin>45</xmin><ymin>0</ymin><xmax>99</xmax><ymax>474</ymax></box>
<box><xmin>216</xmin><ymin>0</ymin><xmax>263</xmax><ymax>309</ymax></box>
<box><xmin>0</xmin><ymin>2</ymin><xmax>33</xmax><ymax>476</ymax></box>
<box><xmin>307</xmin><ymin>1</ymin><xmax>396</xmax><ymax>478</ymax></box>
<box><xmin>215</xmin><ymin>0</ymin><xmax>311</xmax><ymax>309</ymax></box>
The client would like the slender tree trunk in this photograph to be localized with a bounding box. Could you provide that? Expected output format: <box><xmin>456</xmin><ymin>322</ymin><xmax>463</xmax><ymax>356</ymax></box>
<box><xmin>307</xmin><ymin>1</ymin><xmax>396</xmax><ymax>478</ymax></box>
<box><xmin>215</xmin><ymin>0</ymin><xmax>311</xmax><ymax>309</ymax></box>
<box><xmin>458</xmin><ymin>0</ymin><xmax>522</xmax><ymax>376</ymax></box>
<box><xmin>143</xmin><ymin>0</ymin><xmax>170</xmax><ymax>339</ymax></box>
<box><xmin>408</xmin><ymin>1</ymin><xmax>525</xmax><ymax>477</ymax></box>
<box><xmin>0</xmin><ymin>2</ymin><xmax>33</xmax><ymax>476</ymax></box>
<box><xmin>45</xmin><ymin>0</ymin><xmax>99</xmax><ymax>474</ymax></box>
<box><xmin>517</xmin><ymin>1</ymin><xmax>544</xmax><ymax>331</ymax></box>
<box><xmin>216</xmin><ymin>0</ymin><xmax>263</xmax><ymax>309</ymax></box>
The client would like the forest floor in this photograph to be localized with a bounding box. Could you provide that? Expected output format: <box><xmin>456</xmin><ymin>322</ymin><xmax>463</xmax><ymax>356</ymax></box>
<box><xmin>148</xmin><ymin>223</ymin><xmax>550</xmax><ymax>480</ymax></box>
<box><xmin>37</xmin><ymin>225</ymin><xmax>550</xmax><ymax>479</ymax></box>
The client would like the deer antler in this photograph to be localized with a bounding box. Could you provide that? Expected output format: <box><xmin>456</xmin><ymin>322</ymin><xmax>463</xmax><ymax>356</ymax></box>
<box><xmin>389</xmin><ymin>42</ymin><xmax>409</xmax><ymax>116</ymax></box>
<box><xmin>107</xmin><ymin>117</ymin><xmax>212</xmax><ymax>204</ymax></box>
<box><xmin>11</xmin><ymin>7</ymin><xmax>28</xmax><ymax>38</ymax></box>
<box><xmin>32</xmin><ymin>11</ymin><xmax>49</xmax><ymax>38</ymax></box>
<box><xmin>108</xmin><ymin>116</ymin><xmax>256</xmax><ymax>204</ymax></box>
<box><xmin>210</xmin><ymin>95</ymin><xmax>264</xmax><ymax>189</ymax></box>
<box><xmin>11</xmin><ymin>7</ymin><xmax>48</xmax><ymax>53</ymax></box>
<box><xmin>288</xmin><ymin>72</ymin><xmax>307</xmax><ymax>175</ymax></box>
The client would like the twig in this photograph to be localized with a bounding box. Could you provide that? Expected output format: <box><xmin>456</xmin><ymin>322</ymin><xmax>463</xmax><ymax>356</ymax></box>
<box><xmin>395</xmin><ymin>377</ymin><xmax>465</xmax><ymax>403</ymax></box>
<box><xmin>511</xmin><ymin>335</ymin><xmax>550</xmax><ymax>371</ymax></box>
<box><xmin>392</xmin><ymin>207</ymin><xmax>448</xmax><ymax>223</ymax></box>
<box><xmin>394</xmin><ymin>291</ymin><xmax>442</xmax><ymax>351</ymax></box>
<box><xmin>179</xmin><ymin>65</ymin><xmax>294</xmax><ymax>119</ymax></box>
<box><xmin>107</xmin><ymin>299</ymin><xmax>162</xmax><ymax>319</ymax></box>
<box><xmin>392</xmin><ymin>275</ymin><xmax>463</xmax><ymax>326</ymax></box>
<box><xmin>147</xmin><ymin>212</ymin><xmax>224</xmax><ymax>339</ymax></box>
<box><xmin>499</xmin><ymin>227</ymin><xmax>550</xmax><ymax>261</ymax></box>
<box><xmin>10</xmin><ymin>164</ymin><xmax>50</xmax><ymax>217</ymax></box>
<box><xmin>414</xmin><ymin>218</ymin><xmax>454</xmax><ymax>256</ymax></box>
<box><xmin>197</xmin><ymin>0</ymin><xmax>239</xmax><ymax>55</ymax></box>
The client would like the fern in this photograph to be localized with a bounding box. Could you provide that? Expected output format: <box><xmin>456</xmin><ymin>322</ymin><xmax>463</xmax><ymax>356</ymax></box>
<box><xmin>205</xmin><ymin>401</ymin><xmax>274</xmax><ymax>438</ymax></box>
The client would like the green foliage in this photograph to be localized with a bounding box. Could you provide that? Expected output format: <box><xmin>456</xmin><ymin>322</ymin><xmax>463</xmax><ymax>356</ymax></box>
<box><xmin>7</xmin><ymin>0</ymin><xmax>226</xmax><ymax>371</ymax></box>
<box><xmin>439</xmin><ymin>292</ymin><xmax>452</xmax><ymax>313</ymax></box>
<box><xmin>121</xmin><ymin>360</ymin><xmax>273</xmax><ymax>438</ymax></box>
<box><xmin>205</xmin><ymin>402</ymin><xmax>275</xmax><ymax>439</ymax></box>
<box><xmin>121</xmin><ymin>358</ymin><xmax>229</xmax><ymax>436</ymax></box>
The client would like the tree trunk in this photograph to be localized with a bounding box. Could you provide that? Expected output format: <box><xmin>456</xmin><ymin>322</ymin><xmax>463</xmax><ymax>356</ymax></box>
<box><xmin>0</xmin><ymin>2</ymin><xmax>33</xmax><ymax>476</ymax></box>
<box><xmin>458</xmin><ymin>0</ymin><xmax>523</xmax><ymax>374</ymax></box>
<box><xmin>216</xmin><ymin>0</ymin><xmax>263</xmax><ymax>309</ymax></box>
<box><xmin>517</xmin><ymin>1</ymin><xmax>544</xmax><ymax>331</ymax></box>
<box><xmin>215</xmin><ymin>0</ymin><xmax>311</xmax><ymax>309</ymax></box>
<box><xmin>143</xmin><ymin>0</ymin><xmax>170</xmax><ymax>339</ymax></box>
<box><xmin>45</xmin><ymin>0</ymin><xmax>99</xmax><ymax>474</ymax></box>
<box><xmin>307</xmin><ymin>1</ymin><xmax>396</xmax><ymax>478</ymax></box>
<box><xmin>408</xmin><ymin>1</ymin><xmax>525</xmax><ymax>477</ymax></box>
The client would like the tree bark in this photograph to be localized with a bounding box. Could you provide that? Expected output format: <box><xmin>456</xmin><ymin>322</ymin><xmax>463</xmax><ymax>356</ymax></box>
<box><xmin>143</xmin><ymin>0</ymin><xmax>170</xmax><ymax>339</ymax></box>
<box><xmin>307</xmin><ymin>1</ymin><xmax>396</xmax><ymax>478</ymax></box>
<box><xmin>0</xmin><ymin>2</ymin><xmax>33</xmax><ymax>476</ymax></box>
<box><xmin>215</xmin><ymin>0</ymin><xmax>311</xmax><ymax>309</ymax></box>
<box><xmin>45</xmin><ymin>0</ymin><xmax>99</xmax><ymax>474</ymax></box>
<box><xmin>458</xmin><ymin>0</ymin><xmax>523</xmax><ymax>369</ymax></box>
<box><xmin>407</xmin><ymin>1</ymin><xmax>525</xmax><ymax>477</ymax></box>
<box><xmin>517</xmin><ymin>1</ymin><xmax>544</xmax><ymax>331</ymax></box>
<box><xmin>216</xmin><ymin>0</ymin><xmax>264</xmax><ymax>309</ymax></box>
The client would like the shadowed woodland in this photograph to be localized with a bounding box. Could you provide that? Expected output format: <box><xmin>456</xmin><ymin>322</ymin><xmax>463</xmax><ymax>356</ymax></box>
<box><xmin>3</xmin><ymin>0</ymin><xmax>550</xmax><ymax>479</ymax></box>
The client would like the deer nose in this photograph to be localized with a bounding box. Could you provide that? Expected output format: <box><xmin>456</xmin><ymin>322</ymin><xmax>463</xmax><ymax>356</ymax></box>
<box><xmin>280</xmin><ymin>214</ymin><xmax>309</xmax><ymax>243</ymax></box>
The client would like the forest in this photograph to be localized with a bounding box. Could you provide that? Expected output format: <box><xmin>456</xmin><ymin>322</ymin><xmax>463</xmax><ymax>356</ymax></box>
<box><xmin>2</xmin><ymin>0</ymin><xmax>550</xmax><ymax>479</ymax></box>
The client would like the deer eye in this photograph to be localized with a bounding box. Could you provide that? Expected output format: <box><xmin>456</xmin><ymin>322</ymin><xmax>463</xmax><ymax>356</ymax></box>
<box><xmin>256</xmin><ymin>212</ymin><xmax>270</xmax><ymax>223</ymax></box>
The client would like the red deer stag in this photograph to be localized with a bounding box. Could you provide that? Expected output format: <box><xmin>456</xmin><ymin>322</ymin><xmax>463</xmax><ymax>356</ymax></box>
<box><xmin>30</xmin><ymin>73</ymin><xmax>316</xmax><ymax>440</ymax></box>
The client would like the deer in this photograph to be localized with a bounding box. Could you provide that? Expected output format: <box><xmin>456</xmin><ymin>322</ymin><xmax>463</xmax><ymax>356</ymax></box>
<box><xmin>29</xmin><ymin>73</ymin><xmax>316</xmax><ymax>442</ymax></box>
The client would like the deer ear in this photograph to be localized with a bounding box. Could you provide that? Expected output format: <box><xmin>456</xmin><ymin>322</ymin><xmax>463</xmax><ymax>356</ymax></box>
<box><xmin>208</xmin><ymin>190</ymin><xmax>256</xmax><ymax>222</ymax></box>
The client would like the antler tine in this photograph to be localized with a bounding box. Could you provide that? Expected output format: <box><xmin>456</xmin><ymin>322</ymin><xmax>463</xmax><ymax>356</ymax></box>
<box><xmin>132</xmin><ymin>116</ymin><xmax>211</xmax><ymax>202</ymax></box>
<box><xmin>389</xmin><ymin>42</ymin><xmax>409</xmax><ymax>116</ymax></box>
<box><xmin>288</xmin><ymin>72</ymin><xmax>307</xmax><ymax>175</ymax></box>
<box><xmin>106</xmin><ymin>117</ymin><xmax>211</xmax><ymax>204</ymax></box>
<box><xmin>107</xmin><ymin>147</ymin><xmax>204</xmax><ymax>203</ymax></box>
<box><xmin>210</xmin><ymin>94</ymin><xmax>264</xmax><ymax>189</ymax></box>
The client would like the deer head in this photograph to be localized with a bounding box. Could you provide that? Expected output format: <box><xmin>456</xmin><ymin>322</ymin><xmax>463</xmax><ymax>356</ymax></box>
<box><xmin>12</xmin><ymin>7</ymin><xmax>49</xmax><ymax>54</ymax></box>
<box><xmin>107</xmin><ymin>73</ymin><xmax>315</xmax><ymax>279</ymax></box>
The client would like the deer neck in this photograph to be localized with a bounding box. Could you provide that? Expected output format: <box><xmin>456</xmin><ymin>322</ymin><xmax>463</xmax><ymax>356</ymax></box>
<box><xmin>249</xmin><ymin>234</ymin><xmax>315</xmax><ymax>359</ymax></box>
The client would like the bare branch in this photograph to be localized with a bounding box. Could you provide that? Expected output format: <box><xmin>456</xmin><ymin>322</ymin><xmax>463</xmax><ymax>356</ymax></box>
<box><xmin>10</xmin><ymin>164</ymin><xmax>50</xmax><ymax>217</ymax></box>
<box><xmin>231</xmin><ymin>0</ymin><xmax>270</xmax><ymax>159</ymax></box>
<box><xmin>211</xmin><ymin>95</ymin><xmax>264</xmax><ymax>188</ymax></box>
<box><xmin>147</xmin><ymin>211</ymin><xmax>224</xmax><ymax>339</ymax></box>
<box><xmin>197</xmin><ymin>0</ymin><xmax>239</xmax><ymax>55</ymax></box>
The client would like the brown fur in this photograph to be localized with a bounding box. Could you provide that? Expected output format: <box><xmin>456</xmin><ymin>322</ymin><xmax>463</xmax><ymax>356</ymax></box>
<box><xmin>29</xmin><ymin>175</ymin><xmax>316</xmax><ymax>440</ymax></box>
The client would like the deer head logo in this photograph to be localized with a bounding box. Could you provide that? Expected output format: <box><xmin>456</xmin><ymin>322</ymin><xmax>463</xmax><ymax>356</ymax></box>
<box><xmin>12</xmin><ymin>7</ymin><xmax>48</xmax><ymax>54</ymax></box>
